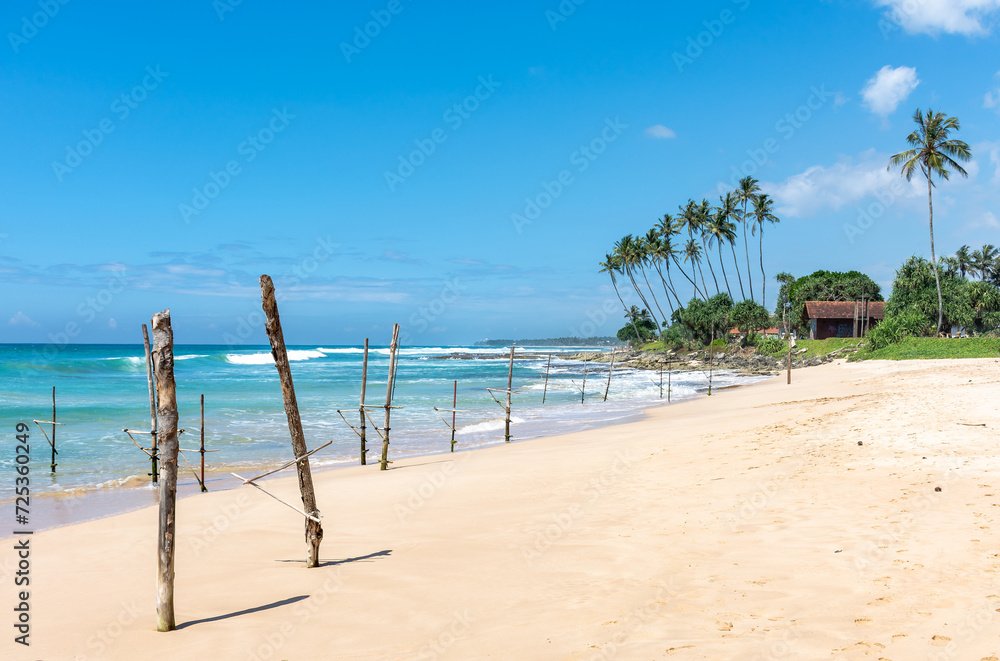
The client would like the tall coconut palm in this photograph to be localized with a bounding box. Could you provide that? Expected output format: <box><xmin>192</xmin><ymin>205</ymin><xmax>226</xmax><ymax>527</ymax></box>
<box><xmin>599</xmin><ymin>253</ymin><xmax>640</xmax><ymax>341</ymax></box>
<box><xmin>637</xmin><ymin>233</ymin><xmax>669</xmax><ymax>331</ymax></box>
<box><xmin>705</xmin><ymin>204</ymin><xmax>738</xmax><ymax>300</ymax></box>
<box><xmin>888</xmin><ymin>109</ymin><xmax>972</xmax><ymax>333</ymax></box>
<box><xmin>717</xmin><ymin>192</ymin><xmax>745</xmax><ymax>301</ymax></box>
<box><xmin>696</xmin><ymin>199</ymin><xmax>721</xmax><ymax>295</ymax></box>
<box><xmin>735</xmin><ymin>176</ymin><xmax>761</xmax><ymax>303</ymax></box>
<box><xmin>955</xmin><ymin>245</ymin><xmax>973</xmax><ymax>279</ymax></box>
<box><xmin>648</xmin><ymin>229</ymin><xmax>684</xmax><ymax>309</ymax></box>
<box><xmin>682</xmin><ymin>238</ymin><xmax>705</xmax><ymax>300</ymax></box>
<box><xmin>643</xmin><ymin>229</ymin><xmax>676</xmax><ymax>316</ymax></box>
<box><xmin>614</xmin><ymin>235</ymin><xmax>664</xmax><ymax>336</ymax></box>
<box><xmin>657</xmin><ymin>214</ymin><xmax>706</xmax><ymax>301</ymax></box>
<box><xmin>751</xmin><ymin>193</ymin><xmax>780</xmax><ymax>306</ymax></box>
<box><xmin>974</xmin><ymin>244</ymin><xmax>998</xmax><ymax>281</ymax></box>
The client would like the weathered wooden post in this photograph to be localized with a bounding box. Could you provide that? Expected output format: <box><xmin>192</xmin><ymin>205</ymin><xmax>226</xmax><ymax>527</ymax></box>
<box><xmin>360</xmin><ymin>338</ymin><xmax>369</xmax><ymax>465</ymax></box>
<box><xmin>787</xmin><ymin>335</ymin><xmax>793</xmax><ymax>385</ymax></box>
<box><xmin>380</xmin><ymin>324</ymin><xmax>400</xmax><ymax>471</ymax></box>
<box><xmin>659</xmin><ymin>363</ymin><xmax>664</xmax><ymax>399</ymax></box>
<box><xmin>151</xmin><ymin>310</ymin><xmax>179</xmax><ymax>632</ymax></box>
<box><xmin>580</xmin><ymin>358</ymin><xmax>588</xmax><ymax>404</ymax></box>
<box><xmin>541</xmin><ymin>353</ymin><xmax>551</xmax><ymax>404</ymax></box>
<box><xmin>667</xmin><ymin>356</ymin><xmax>672</xmax><ymax>403</ymax></box>
<box><xmin>603</xmin><ymin>351</ymin><xmax>616</xmax><ymax>402</ymax></box>
<box><xmin>50</xmin><ymin>386</ymin><xmax>56</xmax><ymax>472</ymax></box>
<box><xmin>708</xmin><ymin>324</ymin><xmax>715</xmax><ymax>396</ymax></box>
<box><xmin>451</xmin><ymin>380</ymin><xmax>457</xmax><ymax>452</ymax></box>
<box><xmin>259</xmin><ymin>276</ymin><xmax>324</xmax><ymax>567</ymax></box>
<box><xmin>199</xmin><ymin>394</ymin><xmax>207</xmax><ymax>492</ymax></box>
<box><xmin>142</xmin><ymin>323</ymin><xmax>159</xmax><ymax>483</ymax></box>
<box><xmin>504</xmin><ymin>344</ymin><xmax>514</xmax><ymax>443</ymax></box>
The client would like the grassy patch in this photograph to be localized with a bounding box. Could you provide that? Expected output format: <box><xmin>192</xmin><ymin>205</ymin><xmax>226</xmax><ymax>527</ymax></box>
<box><xmin>854</xmin><ymin>337</ymin><xmax>1000</xmax><ymax>361</ymax></box>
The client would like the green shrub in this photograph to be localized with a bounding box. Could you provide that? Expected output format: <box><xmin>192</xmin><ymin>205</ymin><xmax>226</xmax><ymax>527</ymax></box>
<box><xmin>710</xmin><ymin>338</ymin><xmax>727</xmax><ymax>350</ymax></box>
<box><xmin>756</xmin><ymin>336</ymin><xmax>785</xmax><ymax>355</ymax></box>
<box><xmin>865</xmin><ymin>309</ymin><xmax>928</xmax><ymax>351</ymax></box>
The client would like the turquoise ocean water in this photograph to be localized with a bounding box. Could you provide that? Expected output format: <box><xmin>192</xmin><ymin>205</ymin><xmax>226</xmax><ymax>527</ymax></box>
<box><xmin>0</xmin><ymin>343</ymin><xmax>764</xmax><ymax>529</ymax></box>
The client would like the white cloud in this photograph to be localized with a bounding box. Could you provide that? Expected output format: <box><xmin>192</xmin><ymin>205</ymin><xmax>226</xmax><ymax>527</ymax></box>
<box><xmin>875</xmin><ymin>0</ymin><xmax>1000</xmax><ymax>35</ymax></box>
<box><xmin>985</xmin><ymin>71</ymin><xmax>1000</xmax><ymax>111</ymax></box>
<box><xmin>644</xmin><ymin>124</ymin><xmax>676</xmax><ymax>139</ymax></box>
<box><xmin>861</xmin><ymin>66</ymin><xmax>920</xmax><ymax>117</ymax></box>
<box><xmin>8</xmin><ymin>311</ymin><xmax>39</xmax><ymax>327</ymax></box>
<box><xmin>965</xmin><ymin>211</ymin><xmax>1000</xmax><ymax>230</ymax></box>
<box><xmin>765</xmin><ymin>149</ymin><xmax>920</xmax><ymax>218</ymax></box>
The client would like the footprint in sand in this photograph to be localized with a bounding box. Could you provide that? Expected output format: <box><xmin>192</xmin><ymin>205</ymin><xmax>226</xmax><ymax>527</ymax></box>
<box><xmin>930</xmin><ymin>635</ymin><xmax>951</xmax><ymax>646</ymax></box>
<box><xmin>855</xmin><ymin>618</ymin><xmax>873</xmax><ymax>626</ymax></box>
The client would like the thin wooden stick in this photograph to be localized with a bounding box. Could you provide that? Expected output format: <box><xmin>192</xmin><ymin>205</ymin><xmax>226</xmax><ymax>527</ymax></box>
<box><xmin>451</xmin><ymin>380</ymin><xmax>457</xmax><ymax>452</ymax></box>
<box><xmin>151</xmin><ymin>309</ymin><xmax>178</xmax><ymax>632</ymax></box>
<box><xmin>178</xmin><ymin>449</ymin><xmax>206</xmax><ymax>491</ymax></box>
<box><xmin>239</xmin><ymin>441</ymin><xmax>334</xmax><ymax>484</ymax></box>
<box><xmin>668</xmin><ymin>356</ymin><xmax>672</xmax><ymax>403</ymax></box>
<box><xmin>580</xmin><ymin>358</ymin><xmax>588</xmax><ymax>404</ymax></box>
<box><xmin>505</xmin><ymin>344</ymin><xmax>514</xmax><ymax>442</ymax></box>
<box><xmin>380</xmin><ymin>324</ymin><xmax>400</xmax><ymax>470</ymax></box>
<box><xmin>259</xmin><ymin>275</ymin><xmax>323</xmax><ymax>567</ymax></box>
<box><xmin>337</xmin><ymin>410</ymin><xmax>364</xmax><ymax>436</ymax></box>
<box><xmin>124</xmin><ymin>430</ymin><xmax>154</xmax><ymax>458</ymax></box>
<box><xmin>542</xmin><ymin>353</ymin><xmax>551</xmax><ymax>404</ymax></box>
<box><xmin>360</xmin><ymin>338</ymin><xmax>369</xmax><ymax>465</ymax></box>
<box><xmin>603</xmin><ymin>351</ymin><xmax>616</xmax><ymax>402</ymax></box>
<box><xmin>142</xmin><ymin>323</ymin><xmax>159</xmax><ymax>484</ymax></box>
<box><xmin>231</xmin><ymin>473</ymin><xmax>322</xmax><ymax>523</ymax></box>
<box><xmin>199</xmin><ymin>394</ymin><xmax>207</xmax><ymax>492</ymax></box>
<box><xmin>51</xmin><ymin>386</ymin><xmax>56</xmax><ymax>472</ymax></box>
<box><xmin>708</xmin><ymin>324</ymin><xmax>715</xmax><ymax>396</ymax></box>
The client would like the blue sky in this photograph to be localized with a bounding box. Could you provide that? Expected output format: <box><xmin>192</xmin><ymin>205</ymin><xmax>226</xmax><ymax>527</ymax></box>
<box><xmin>2</xmin><ymin>0</ymin><xmax>999</xmax><ymax>346</ymax></box>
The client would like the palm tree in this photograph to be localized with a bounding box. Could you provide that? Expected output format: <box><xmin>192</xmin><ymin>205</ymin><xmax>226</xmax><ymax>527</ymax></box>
<box><xmin>637</xmin><ymin>233</ymin><xmax>669</xmax><ymax>331</ymax></box>
<box><xmin>657</xmin><ymin>214</ymin><xmax>705</xmax><ymax>301</ymax></box>
<box><xmin>751</xmin><ymin>193</ymin><xmax>779</xmax><ymax>306</ymax></box>
<box><xmin>614</xmin><ymin>235</ymin><xmax>664</xmax><ymax>336</ymax></box>
<box><xmin>974</xmin><ymin>244</ymin><xmax>998</xmax><ymax>281</ymax></box>
<box><xmin>735</xmin><ymin>176</ymin><xmax>762</xmax><ymax>303</ymax></box>
<box><xmin>682</xmin><ymin>238</ymin><xmax>705</xmax><ymax>300</ymax></box>
<box><xmin>888</xmin><ymin>109</ymin><xmax>972</xmax><ymax>333</ymax></box>
<box><xmin>649</xmin><ymin>230</ymin><xmax>684</xmax><ymax>309</ymax></box>
<box><xmin>704</xmin><ymin>205</ymin><xmax>737</xmax><ymax>300</ymax></box>
<box><xmin>955</xmin><ymin>245</ymin><xmax>973</xmax><ymax>280</ymax></box>
<box><xmin>717</xmin><ymin>192</ymin><xmax>745</xmax><ymax>301</ymax></box>
<box><xmin>696</xmin><ymin>199</ymin><xmax>721</xmax><ymax>295</ymax></box>
<box><xmin>599</xmin><ymin>253</ymin><xmax>640</xmax><ymax>341</ymax></box>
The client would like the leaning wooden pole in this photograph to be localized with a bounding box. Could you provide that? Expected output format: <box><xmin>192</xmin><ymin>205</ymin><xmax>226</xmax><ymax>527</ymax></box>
<box><xmin>603</xmin><ymin>351</ymin><xmax>616</xmax><ymax>402</ymax></box>
<box><xmin>504</xmin><ymin>344</ymin><xmax>514</xmax><ymax>443</ymax></box>
<box><xmin>580</xmin><ymin>358</ymin><xmax>588</xmax><ymax>404</ymax></box>
<box><xmin>360</xmin><ymin>338</ymin><xmax>369</xmax><ymax>465</ymax></box>
<box><xmin>142</xmin><ymin>324</ymin><xmax>159</xmax><ymax>483</ymax></box>
<box><xmin>151</xmin><ymin>310</ymin><xmax>179</xmax><ymax>632</ymax></box>
<box><xmin>708</xmin><ymin>324</ymin><xmax>715</xmax><ymax>396</ymax></box>
<box><xmin>380</xmin><ymin>324</ymin><xmax>400</xmax><ymax>470</ymax></box>
<box><xmin>259</xmin><ymin>275</ymin><xmax>324</xmax><ymax>567</ymax></box>
<box><xmin>199</xmin><ymin>394</ymin><xmax>207</xmax><ymax>492</ymax></box>
<box><xmin>450</xmin><ymin>380</ymin><xmax>457</xmax><ymax>452</ymax></box>
<box><xmin>541</xmin><ymin>353</ymin><xmax>551</xmax><ymax>404</ymax></box>
<box><xmin>50</xmin><ymin>386</ymin><xmax>57</xmax><ymax>472</ymax></box>
<box><xmin>667</xmin><ymin>356</ymin><xmax>672</xmax><ymax>403</ymax></box>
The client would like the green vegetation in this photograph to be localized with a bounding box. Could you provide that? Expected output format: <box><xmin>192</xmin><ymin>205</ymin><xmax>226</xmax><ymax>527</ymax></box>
<box><xmin>778</xmin><ymin>270</ymin><xmax>882</xmax><ymax>337</ymax></box>
<box><xmin>475</xmin><ymin>337</ymin><xmax>622</xmax><ymax>347</ymax></box>
<box><xmin>888</xmin><ymin>109</ymin><xmax>972</xmax><ymax>333</ymax></box>
<box><xmin>600</xmin><ymin>175</ymin><xmax>780</xmax><ymax>346</ymax></box>
<box><xmin>855</xmin><ymin>337</ymin><xmax>1000</xmax><ymax>360</ymax></box>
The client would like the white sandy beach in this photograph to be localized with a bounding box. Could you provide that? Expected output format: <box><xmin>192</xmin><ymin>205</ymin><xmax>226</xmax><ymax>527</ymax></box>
<box><xmin>2</xmin><ymin>358</ymin><xmax>999</xmax><ymax>660</ymax></box>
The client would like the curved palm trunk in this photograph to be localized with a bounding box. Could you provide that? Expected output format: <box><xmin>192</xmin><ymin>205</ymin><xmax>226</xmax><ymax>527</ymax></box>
<box><xmin>926</xmin><ymin>173</ymin><xmax>943</xmax><ymax>334</ymax></box>
<box><xmin>730</xmin><ymin>243</ymin><xmax>746</xmax><ymax>301</ymax></box>
<box><xmin>703</xmin><ymin>240</ymin><xmax>720</xmax><ymax>294</ymax></box>
<box><xmin>696</xmin><ymin>258</ymin><xmax>709</xmax><ymax>299</ymax></box>
<box><xmin>672</xmin><ymin>256</ymin><xmax>706</xmax><ymax>301</ymax></box>
<box><xmin>639</xmin><ymin>266</ymin><xmax>667</xmax><ymax>338</ymax></box>
<box><xmin>717</xmin><ymin>244</ymin><xmax>733</xmax><ymax>299</ymax></box>
<box><xmin>625</xmin><ymin>267</ymin><xmax>663</xmax><ymax>337</ymax></box>
<box><xmin>609</xmin><ymin>273</ymin><xmax>642</xmax><ymax>343</ymax></box>
<box><xmin>743</xmin><ymin>213</ymin><xmax>754</xmax><ymax>303</ymax></box>
<box><xmin>654</xmin><ymin>262</ymin><xmax>683</xmax><ymax>310</ymax></box>
<box><xmin>758</xmin><ymin>227</ymin><xmax>766</xmax><ymax>307</ymax></box>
